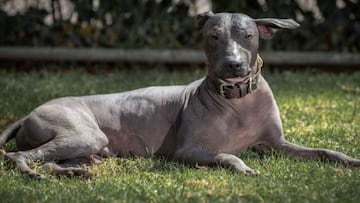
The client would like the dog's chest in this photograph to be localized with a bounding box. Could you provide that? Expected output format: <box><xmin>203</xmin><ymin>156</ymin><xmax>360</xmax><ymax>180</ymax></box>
<box><xmin>203</xmin><ymin>116</ymin><xmax>262</xmax><ymax>153</ymax></box>
<box><xmin>197</xmin><ymin>91</ymin><xmax>273</xmax><ymax>153</ymax></box>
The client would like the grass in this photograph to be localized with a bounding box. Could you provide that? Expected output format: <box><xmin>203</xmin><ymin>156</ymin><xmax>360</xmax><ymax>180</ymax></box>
<box><xmin>0</xmin><ymin>67</ymin><xmax>359</xmax><ymax>203</ymax></box>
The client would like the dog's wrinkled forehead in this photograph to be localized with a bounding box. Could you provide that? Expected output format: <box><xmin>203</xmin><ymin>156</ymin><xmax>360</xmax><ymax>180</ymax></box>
<box><xmin>204</xmin><ymin>13</ymin><xmax>256</xmax><ymax>33</ymax></box>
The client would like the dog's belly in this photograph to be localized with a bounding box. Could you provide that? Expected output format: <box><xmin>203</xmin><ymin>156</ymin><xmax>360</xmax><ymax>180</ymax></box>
<box><xmin>102</xmin><ymin>127</ymin><xmax>148</xmax><ymax>157</ymax></box>
<box><xmin>102</xmin><ymin>118</ymin><xmax>175</xmax><ymax>157</ymax></box>
<box><xmin>84</xmin><ymin>86</ymin><xmax>189</xmax><ymax>157</ymax></box>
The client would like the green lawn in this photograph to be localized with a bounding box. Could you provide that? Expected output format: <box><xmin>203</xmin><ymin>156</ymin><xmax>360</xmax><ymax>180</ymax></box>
<box><xmin>0</xmin><ymin>68</ymin><xmax>359</xmax><ymax>203</ymax></box>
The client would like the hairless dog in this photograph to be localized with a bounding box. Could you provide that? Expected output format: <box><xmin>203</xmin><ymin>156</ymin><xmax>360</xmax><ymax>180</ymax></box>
<box><xmin>1</xmin><ymin>11</ymin><xmax>359</xmax><ymax>179</ymax></box>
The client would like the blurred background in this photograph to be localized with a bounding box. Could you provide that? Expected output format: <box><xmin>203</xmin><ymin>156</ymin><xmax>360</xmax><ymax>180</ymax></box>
<box><xmin>0</xmin><ymin>0</ymin><xmax>359</xmax><ymax>68</ymax></box>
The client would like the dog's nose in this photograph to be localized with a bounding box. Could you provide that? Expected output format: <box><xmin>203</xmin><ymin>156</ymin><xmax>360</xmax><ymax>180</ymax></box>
<box><xmin>225</xmin><ymin>60</ymin><xmax>243</xmax><ymax>71</ymax></box>
<box><xmin>224</xmin><ymin>60</ymin><xmax>250</xmax><ymax>77</ymax></box>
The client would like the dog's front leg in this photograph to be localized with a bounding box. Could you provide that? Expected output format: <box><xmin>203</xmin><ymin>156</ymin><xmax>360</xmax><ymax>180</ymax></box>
<box><xmin>174</xmin><ymin>146</ymin><xmax>259</xmax><ymax>175</ymax></box>
<box><xmin>275</xmin><ymin>140</ymin><xmax>360</xmax><ymax>167</ymax></box>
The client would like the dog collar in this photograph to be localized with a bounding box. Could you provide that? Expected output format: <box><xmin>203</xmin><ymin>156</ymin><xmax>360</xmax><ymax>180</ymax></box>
<box><xmin>210</xmin><ymin>55</ymin><xmax>263</xmax><ymax>99</ymax></box>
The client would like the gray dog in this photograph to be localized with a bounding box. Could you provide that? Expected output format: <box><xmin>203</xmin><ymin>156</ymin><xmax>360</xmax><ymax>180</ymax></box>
<box><xmin>1</xmin><ymin>12</ymin><xmax>359</xmax><ymax>179</ymax></box>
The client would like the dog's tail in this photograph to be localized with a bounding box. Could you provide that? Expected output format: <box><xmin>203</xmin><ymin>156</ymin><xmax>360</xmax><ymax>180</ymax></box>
<box><xmin>0</xmin><ymin>117</ymin><xmax>26</xmax><ymax>149</ymax></box>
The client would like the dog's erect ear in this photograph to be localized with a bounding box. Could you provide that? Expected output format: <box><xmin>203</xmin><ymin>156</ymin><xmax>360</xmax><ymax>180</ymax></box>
<box><xmin>255</xmin><ymin>18</ymin><xmax>300</xmax><ymax>40</ymax></box>
<box><xmin>197</xmin><ymin>11</ymin><xmax>214</xmax><ymax>29</ymax></box>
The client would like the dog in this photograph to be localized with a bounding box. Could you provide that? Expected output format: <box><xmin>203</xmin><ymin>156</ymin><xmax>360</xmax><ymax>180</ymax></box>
<box><xmin>1</xmin><ymin>11</ymin><xmax>359</xmax><ymax>179</ymax></box>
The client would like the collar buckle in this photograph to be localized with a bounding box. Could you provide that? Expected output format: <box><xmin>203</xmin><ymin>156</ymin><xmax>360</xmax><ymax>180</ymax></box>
<box><xmin>219</xmin><ymin>83</ymin><xmax>236</xmax><ymax>98</ymax></box>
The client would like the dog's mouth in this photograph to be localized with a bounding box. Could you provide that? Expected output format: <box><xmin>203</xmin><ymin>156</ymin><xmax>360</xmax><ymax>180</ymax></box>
<box><xmin>233</xmin><ymin>69</ymin><xmax>251</xmax><ymax>78</ymax></box>
<box><xmin>215</xmin><ymin>65</ymin><xmax>252</xmax><ymax>82</ymax></box>
<box><xmin>216</xmin><ymin>73</ymin><xmax>251</xmax><ymax>84</ymax></box>
<box><xmin>211</xmin><ymin>55</ymin><xmax>263</xmax><ymax>83</ymax></box>
<box><xmin>209</xmin><ymin>56</ymin><xmax>263</xmax><ymax>99</ymax></box>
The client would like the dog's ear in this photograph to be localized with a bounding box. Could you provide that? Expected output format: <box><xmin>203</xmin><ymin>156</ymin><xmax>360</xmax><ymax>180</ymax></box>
<box><xmin>197</xmin><ymin>11</ymin><xmax>214</xmax><ymax>29</ymax></box>
<box><xmin>255</xmin><ymin>18</ymin><xmax>300</xmax><ymax>40</ymax></box>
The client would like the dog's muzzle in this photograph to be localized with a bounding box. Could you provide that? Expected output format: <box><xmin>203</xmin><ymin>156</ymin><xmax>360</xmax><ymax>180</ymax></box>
<box><xmin>212</xmin><ymin>55</ymin><xmax>263</xmax><ymax>99</ymax></box>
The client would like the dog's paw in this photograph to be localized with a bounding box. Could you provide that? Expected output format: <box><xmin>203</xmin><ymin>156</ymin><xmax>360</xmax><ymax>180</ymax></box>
<box><xmin>244</xmin><ymin>168</ymin><xmax>260</xmax><ymax>176</ymax></box>
<box><xmin>29</xmin><ymin>172</ymin><xmax>46</xmax><ymax>180</ymax></box>
<box><xmin>236</xmin><ymin>166</ymin><xmax>260</xmax><ymax>176</ymax></box>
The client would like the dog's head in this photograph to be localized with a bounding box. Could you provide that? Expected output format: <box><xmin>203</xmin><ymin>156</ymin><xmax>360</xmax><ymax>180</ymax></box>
<box><xmin>198</xmin><ymin>12</ymin><xmax>299</xmax><ymax>80</ymax></box>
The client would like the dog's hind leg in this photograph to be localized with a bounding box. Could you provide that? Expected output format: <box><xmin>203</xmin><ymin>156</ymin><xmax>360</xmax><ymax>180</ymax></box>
<box><xmin>42</xmin><ymin>154</ymin><xmax>108</xmax><ymax>178</ymax></box>
<box><xmin>5</xmin><ymin>130</ymin><xmax>109</xmax><ymax>179</ymax></box>
<box><xmin>41</xmin><ymin>162</ymin><xmax>91</xmax><ymax>178</ymax></box>
<box><xmin>4</xmin><ymin>151</ymin><xmax>45</xmax><ymax>179</ymax></box>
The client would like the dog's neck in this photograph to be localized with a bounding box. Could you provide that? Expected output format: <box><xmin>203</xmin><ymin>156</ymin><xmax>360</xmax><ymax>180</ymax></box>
<box><xmin>207</xmin><ymin>55</ymin><xmax>263</xmax><ymax>99</ymax></box>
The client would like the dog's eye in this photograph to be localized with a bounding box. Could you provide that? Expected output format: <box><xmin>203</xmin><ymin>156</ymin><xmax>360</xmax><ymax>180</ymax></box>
<box><xmin>210</xmin><ymin>35</ymin><xmax>219</xmax><ymax>40</ymax></box>
<box><xmin>245</xmin><ymin>34</ymin><xmax>253</xmax><ymax>40</ymax></box>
